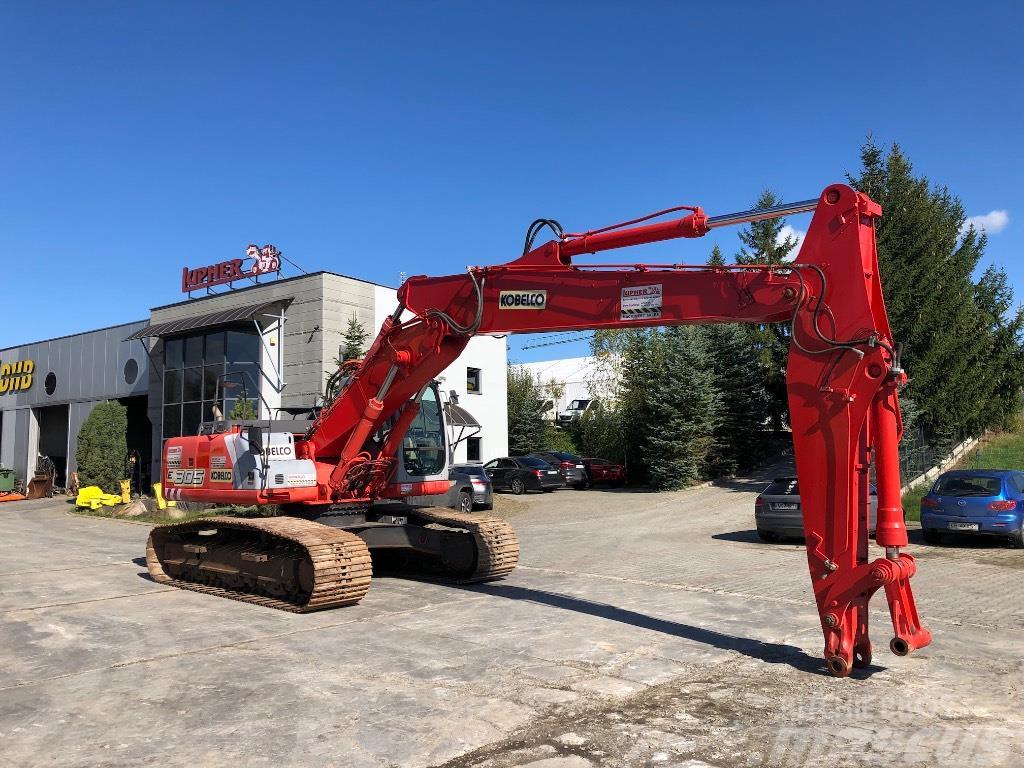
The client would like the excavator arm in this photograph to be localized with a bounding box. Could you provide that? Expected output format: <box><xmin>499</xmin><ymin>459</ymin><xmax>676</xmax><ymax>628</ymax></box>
<box><xmin>157</xmin><ymin>182</ymin><xmax>929</xmax><ymax>675</ymax></box>
<box><xmin>304</xmin><ymin>182</ymin><xmax>930</xmax><ymax>675</ymax></box>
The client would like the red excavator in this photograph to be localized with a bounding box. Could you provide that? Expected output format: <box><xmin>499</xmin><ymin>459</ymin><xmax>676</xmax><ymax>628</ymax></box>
<box><xmin>147</xmin><ymin>183</ymin><xmax>931</xmax><ymax>677</ymax></box>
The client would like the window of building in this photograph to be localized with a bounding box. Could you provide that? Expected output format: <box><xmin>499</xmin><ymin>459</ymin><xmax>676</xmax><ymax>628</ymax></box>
<box><xmin>123</xmin><ymin>358</ymin><xmax>139</xmax><ymax>385</ymax></box>
<box><xmin>466</xmin><ymin>367</ymin><xmax>481</xmax><ymax>394</ymax></box>
<box><xmin>162</xmin><ymin>328</ymin><xmax>261</xmax><ymax>439</ymax></box>
<box><xmin>466</xmin><ymin>436</ymin><xmax>481</xmax><ymax>462</ymax></box>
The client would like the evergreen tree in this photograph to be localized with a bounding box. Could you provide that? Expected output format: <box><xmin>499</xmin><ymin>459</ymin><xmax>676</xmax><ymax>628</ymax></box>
<box><xmin>76</xmin><ymin>402</ymin><xmax>127</xmax><ymax>494</ymax></box>
<box><xmin>615</xmin><ymin>328</ymin><xmax>666</xmax><ymax>485</ymax></box>
<box><xmin>342</xmin><ymin>314</ymin><xmax>369</xmax><ymax>361</ymax></box>
<box><xmin>644</xmin><ymin>326</ymin><xmax>720</xmax><ymax>489</ymax></box>
<box><xmin>733</xmin><ymin>190</ymin><xmax>800</xmax><ymax>429</ymax></box>
<box><xmin>848</xmin><ymin>140</ymin><xmax>1021</xmax><ymax>441</ymax></box>
<box><xmin>506</xmin><ymin>365</ymin><xmax>547</xmax><ymax>455</ymax></box>
<box><xmin>230</xmin><ymin>397</ymin><xmax>258</xmax><ymax>420</ymax></box>
<box><xmin>700</xmin><ymin>323</ymin><xmax>771</xmax><ymax>474</ymax></box>
<box><xmin>708</xmin><ymin>244</ymin><xmax>726</xmax><ymax>266</ymax></box>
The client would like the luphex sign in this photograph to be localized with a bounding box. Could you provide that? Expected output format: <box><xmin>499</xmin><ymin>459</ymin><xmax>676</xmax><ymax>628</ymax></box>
<box><xmin>0</xmin><ymin>359</ymin><xmax>34</xmax><ymax>395</ymax></box>
<box><xmin>181</xmin><ymin>244</ymin><xmax>282</xmax><ymax>293</ymax></box>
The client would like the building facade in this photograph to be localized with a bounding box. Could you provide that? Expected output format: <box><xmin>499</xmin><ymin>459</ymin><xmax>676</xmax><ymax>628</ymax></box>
<box><xmin>520</xmin><ymin>356</ymin><xmax>617</xmax><ymax>421</ymax></box>
<box><xmin>0</xmin><ymin>271</ymin><xmax>507</xmax><ymax>489</ymax></box>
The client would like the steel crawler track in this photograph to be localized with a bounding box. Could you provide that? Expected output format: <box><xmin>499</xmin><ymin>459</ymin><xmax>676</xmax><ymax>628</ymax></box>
<box><xmin>146</xmin><ymin>515</ymin><xmax>373</xmax><ymax>613</ymax></box>
<box><xmin>146</xmin><ymin>509</ymin><xmax>519</xmax><ymax>612</ymax></box>
<box><xmin>409</xmin><ymin>507</ymin><xmax>520</xmax><ymax>582</ymax></box>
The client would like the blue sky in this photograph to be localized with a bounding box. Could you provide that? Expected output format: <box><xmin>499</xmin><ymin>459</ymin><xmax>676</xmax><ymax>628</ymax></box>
<box><xmin>2</xmin><ymin>2</ymin><xmax>1020</xmax><ymax>361</ymax></box>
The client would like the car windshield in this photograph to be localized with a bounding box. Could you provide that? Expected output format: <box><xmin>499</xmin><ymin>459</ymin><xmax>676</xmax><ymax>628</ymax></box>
<box><xmin>455</xmin><ymin>465</ymin><xmax>487</xmax><ymax>478</ymax></box>
<box><xmin>934</xmin><ymin>475</ymin><xmax>1003</xmax><ymax>497</ymax></box>
<box><xmin>764</xmin><ymin>478</ymin><xmax>799</xmax><ymax>496</ymax></box>
<box><xmin>552</xmin><ymin>452</ymin><xmax>580</xmax><ymax>462</ymax></box>
<box><xmin>520</xmin><ymin>457</ymin><xmax>552</xmax><ymax>469</ymax></box>
<box><xmin>588</xmin><ymin>458</ymin><xmax>608</xmax><ymax>465</ymax></box>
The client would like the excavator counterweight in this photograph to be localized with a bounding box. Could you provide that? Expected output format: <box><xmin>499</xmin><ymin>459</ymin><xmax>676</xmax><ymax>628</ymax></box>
<box><xmin>148</xmin><ymin>183</ymin><xmax>930</xmax><ymax>676</ymax></box>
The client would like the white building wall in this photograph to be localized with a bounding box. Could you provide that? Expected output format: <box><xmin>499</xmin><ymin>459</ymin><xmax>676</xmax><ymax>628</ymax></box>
<box><xmin>373</xmin><ymin>284</ymin><xmax>508</xmax><ymax>464</ymax></box>
<box><xmin>520</xmin><ymin>356</ymin><xmax>615</xmax><ymax>420</ymax></box>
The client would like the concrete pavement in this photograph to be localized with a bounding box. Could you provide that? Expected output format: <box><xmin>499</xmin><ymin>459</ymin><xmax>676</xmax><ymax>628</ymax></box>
<box><xmin>1</xmin><ymin>471</ymin><xmax>1021</xmax><ymax>767</ymax></box>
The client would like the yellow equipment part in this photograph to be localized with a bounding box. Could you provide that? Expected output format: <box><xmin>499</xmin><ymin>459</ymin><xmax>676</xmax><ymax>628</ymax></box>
<box><xmin>75</xmin><ymin>486</ymin><xmax>122</xmax><ymax>510</ymax></box>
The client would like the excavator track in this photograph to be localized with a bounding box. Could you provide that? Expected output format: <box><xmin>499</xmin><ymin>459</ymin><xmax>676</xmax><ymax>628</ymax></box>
<box><xmin>403</xmin><ymin>506</ymin><xmax>520</xmax><ymax>582</ymax></box>
<box><xmin>146</xmin><ymin>516</ymin><xmax>372</xmax><ymax>613</ymax></box>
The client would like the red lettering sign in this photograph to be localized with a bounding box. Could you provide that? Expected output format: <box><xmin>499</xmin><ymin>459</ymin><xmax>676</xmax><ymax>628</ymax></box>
<box><xmin>181</xmin><ymin>245</ymin><xmax>281</xmax><ymax>293</ymax></box>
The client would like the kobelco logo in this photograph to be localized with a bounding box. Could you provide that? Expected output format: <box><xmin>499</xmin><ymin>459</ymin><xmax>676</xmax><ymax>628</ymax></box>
<box><xmin>499</xmin><ymin>290</ymin><xmax>547</xmax><ymax>309</ymax></box>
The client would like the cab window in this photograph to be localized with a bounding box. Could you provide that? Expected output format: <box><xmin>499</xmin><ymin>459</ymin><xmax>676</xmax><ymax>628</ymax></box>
<box><xmin>402</xmin><ymin>387</ymin><xmax>446</xmax><ymax>475</ymax></box>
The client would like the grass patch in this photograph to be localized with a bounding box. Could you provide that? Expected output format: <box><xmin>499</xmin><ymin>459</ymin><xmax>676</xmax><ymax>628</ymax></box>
<box><xmin>902</xmin><ymin>427</ymin><xmax>1024</xmax><ymax>521</ymax></box>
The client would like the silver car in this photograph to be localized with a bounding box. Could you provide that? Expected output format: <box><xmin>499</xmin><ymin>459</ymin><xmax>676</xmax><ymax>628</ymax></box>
<box><xmin>448</xmin><ymin>463</ymin><xmax>493</xmax><ymax>513</ymax></box>
<box><xmin>755</xmin><ymin>476</ymin><xmax>877</xmax><ymax>542</ymax></box>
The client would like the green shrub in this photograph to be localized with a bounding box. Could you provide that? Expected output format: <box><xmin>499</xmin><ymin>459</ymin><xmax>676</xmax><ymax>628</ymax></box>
<box><xmin>76</xmin><ymin>402</ymin><xmax>127</xmax><ymax>493</ymax></box>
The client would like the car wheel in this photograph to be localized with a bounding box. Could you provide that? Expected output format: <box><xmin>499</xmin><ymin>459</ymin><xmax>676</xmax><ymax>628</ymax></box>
<box><xmin>1011</xmin><ymin>528</ymin><xmax>1024</xmax><ymax>549</ymax></box>
<box><xmin>457</xmin><ymin>490</ymin><xmax>473</xmax><ymax>514</ymax></box>
<box><xmin>922</xmin><ymin>528</ymin><xmax>942</xmax><ymax>545</ymax></box>
<box><xmin>510</xmin><ymin>478</ymin><xmax>526</xmax><ymax>495</ymax></box>
<box><xmin>757</xmin><ymin>529</ymin><xmax>777</xmax><ymax>543</ymax></box>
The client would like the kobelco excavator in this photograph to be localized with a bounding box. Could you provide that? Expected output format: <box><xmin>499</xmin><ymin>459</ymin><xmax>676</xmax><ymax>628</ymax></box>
<box><xmin>146</xmin><ymin>183</ymin><xmax>931</xmax><ymax>677</ymax></box>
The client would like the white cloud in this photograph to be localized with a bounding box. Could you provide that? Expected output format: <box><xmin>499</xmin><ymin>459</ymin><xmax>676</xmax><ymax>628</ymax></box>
<box><xmin>961</xmin><ymin>210</ymin><xmax>1009</xmax><ymax>237</ymax></box>
<box><xmin>778</xmin><ymin>224</ymin><xmax>806</xmax><ymax>260</ymax></box>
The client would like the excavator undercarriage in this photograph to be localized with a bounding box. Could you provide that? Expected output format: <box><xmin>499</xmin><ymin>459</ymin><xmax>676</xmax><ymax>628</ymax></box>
<box><xmin>145</xmin><ymin>507</ymin><xmax>519</xmax><ymax>612</ymax></box>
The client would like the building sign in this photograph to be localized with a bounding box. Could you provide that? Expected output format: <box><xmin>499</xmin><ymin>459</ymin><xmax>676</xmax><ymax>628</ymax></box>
<box><xmin>0</xmin><ymin>359</ymin><xmax>34</xmax><ymax>395</ymax></box>
<box><xmin>181</xmin><ymin>244</ymin><xmax>282</xmax><ymax>293</ymax></box>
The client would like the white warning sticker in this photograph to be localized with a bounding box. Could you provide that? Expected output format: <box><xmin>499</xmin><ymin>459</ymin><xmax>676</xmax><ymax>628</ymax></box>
<box><xmin>165</xmin><ymin>445</ymin><xmax>182</xmax><ymax>468</ymax></box>
<box><xmin>621</xmin><ymin>284</ymin><xmax>663</xmax><ymax>320</ymax></box>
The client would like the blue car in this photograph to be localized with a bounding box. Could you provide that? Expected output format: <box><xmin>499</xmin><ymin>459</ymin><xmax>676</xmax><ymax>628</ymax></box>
<box><xmin>920</xmin><ymin>470</ymin><xmax>1024</xmax><ymax>547</ymax></box>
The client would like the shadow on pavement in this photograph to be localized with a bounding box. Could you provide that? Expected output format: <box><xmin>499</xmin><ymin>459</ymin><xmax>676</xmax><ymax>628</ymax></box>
<box><xmin>472</xmin><ymin>582</ymin><xmax>885</xmax><ymax>679</ymax></box>
<box><xmin>711</xmin><ymin>529</ymin><xmax>806</xmax><ymax>546</ymax></box>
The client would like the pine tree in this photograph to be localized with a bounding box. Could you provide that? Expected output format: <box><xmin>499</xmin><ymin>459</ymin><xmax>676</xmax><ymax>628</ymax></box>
<box><xmin>700</xmin><ymin>323</ymin><xmax>771</xmax><ymax>474</ymax></box>
<box><xmin>848</xmin><ymin>140</ymin><xmax>1020</xmax><ymax>442</ymax></box>
<box><xmin>230</xmin><ymin>397</ymin><xmax>258</xmax><ymax>420</ymax></box>
<box><xmin>507</xmin><ymin>365</ymin><xmax>547</xmax><ymax>455</ymax></box>
<box><xmin>342</xmin><ymin>314</ymin><xmax>369</xmax><ymax>361</ymax></box>
<box><xmin>615</xmin><ymin>328</ymin><xmax>666</xmax><ymax>485</ymax></box>
<box><xmin>708</xmin><ymin>244</ymin><xmax>726</xmax><ymax>266</ymax></box>
<box><xmin>644</xmin><ymin>326</ymin><xmax>720</xmax><ymax>489</ymax></box>
<box><xmin>733</xmin><ymin>190</ymin><xmax>799</xmax><ymax>429</ymax></box>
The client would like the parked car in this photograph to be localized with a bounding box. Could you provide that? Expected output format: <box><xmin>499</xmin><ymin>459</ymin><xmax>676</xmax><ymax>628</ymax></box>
<box><xmin>483</xmin><ymin>456</ymin><xmax>564</xmax><ymax>494</ymax></box>
<box><xmin>556</xmin><ymin>399</ymin><xmax>594</xmax><ymax>427</ymax></box>
<box><xmin>447</xmin><ymin>463</ymin><xmax>493</xmax><ymax>513</ymax></box>
<box><xmin>919</xmin><ymin>470</ymin><xmax>1024</xmax><ymax>547</ymax></box>
<box><xmin>529</xmin><ymin>451</ymin><xmax>587</xmax><ymax>488</ymax></box>
<box><xmin>755</xmin><ymin>476</ymin><xmax>877</xmax><ymax>542</ymax></box>
<box><xmin>582</xmin><ymin>457</ymin><xmax>625</xmax><ymax>487</ymax></box>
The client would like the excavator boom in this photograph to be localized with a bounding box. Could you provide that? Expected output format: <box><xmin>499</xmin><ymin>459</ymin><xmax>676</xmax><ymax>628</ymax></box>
<box><xmin>155</xmin><ymin>183</ymin><xmax>930</xmax><ymax>675</ymax></box>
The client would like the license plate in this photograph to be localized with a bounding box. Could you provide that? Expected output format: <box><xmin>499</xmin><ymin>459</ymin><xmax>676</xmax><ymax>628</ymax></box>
<box><xmin>548</xmin><ymin>471</ymin><xmax>559</xmax><ymax>475</ymax></box>
<box><xmin>576</xmin><ymin>464</ymin><xmax>585</xmax><ymax>469</ymax></box>
<box><xmin>948</xmin><ymin>522</ymin><xmax>979</xmax><ymax>531</ymax></box>
<box><xmin>772</xmin><ymin>503</ymin><xmax>799</xmax><ymax>510</ymax></box>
